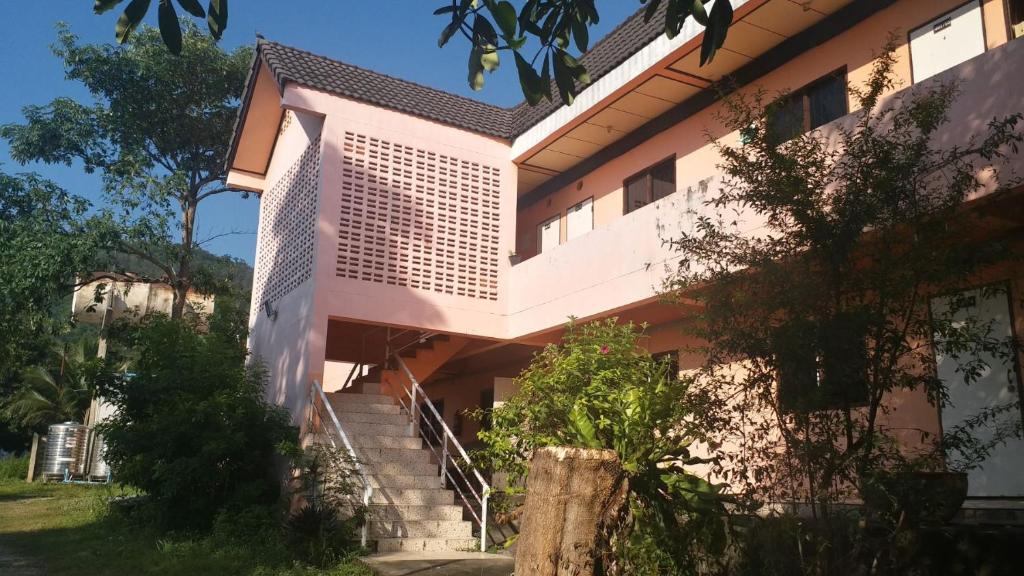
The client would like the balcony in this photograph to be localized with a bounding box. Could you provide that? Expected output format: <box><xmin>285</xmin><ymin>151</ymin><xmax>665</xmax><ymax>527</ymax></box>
<box><xmin>506</xmin><ymin>38</ymin><xmax>1024</xmax><ymax>338</ymax></box>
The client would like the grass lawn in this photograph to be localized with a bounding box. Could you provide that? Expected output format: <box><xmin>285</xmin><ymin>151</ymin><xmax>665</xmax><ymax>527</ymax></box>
<box><xmin>0</xmin><ymin>480</ymin><xmax>373</xmax><ymax>576</ymax></box>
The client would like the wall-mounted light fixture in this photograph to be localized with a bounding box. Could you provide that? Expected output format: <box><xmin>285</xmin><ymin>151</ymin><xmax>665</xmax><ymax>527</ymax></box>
<box><xmin>263</xmin><ymin>300</ymin><xmax>278</xmax><ymax>321</ymax></box>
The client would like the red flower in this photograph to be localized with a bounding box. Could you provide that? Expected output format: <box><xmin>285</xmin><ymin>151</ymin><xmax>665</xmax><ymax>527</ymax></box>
<box><xmin>599</xmin><ymin>345</ymin><xmax>610</xmax><ymax>355</ymax></box>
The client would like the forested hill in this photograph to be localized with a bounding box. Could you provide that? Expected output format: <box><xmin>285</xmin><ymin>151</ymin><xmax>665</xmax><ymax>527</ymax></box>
<box><xmin>108</xmin><ymin>248</ymin><xmax>254</xmax><ymax>297</ymax></box>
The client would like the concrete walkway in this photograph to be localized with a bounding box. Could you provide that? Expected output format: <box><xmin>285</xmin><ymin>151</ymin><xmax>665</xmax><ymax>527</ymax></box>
<box><xmin>362</xmin><ymin>551</ymin><xmax>514</xmax><ymax>576</ymax></box>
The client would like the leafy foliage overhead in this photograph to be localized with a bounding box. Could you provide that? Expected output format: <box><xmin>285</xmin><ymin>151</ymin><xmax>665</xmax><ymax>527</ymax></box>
<box><xmin>94</xmin><ymin>0</ymin><xmax>228</xmax><ymax>53</ymax></box>
<box><xmin>438</xmin><ymin>0</ymin><xmax>733</xmax><ymax>105</ymax></box>
<box><xmin>90</xmin><ymin>0</ymin><xmax>732</xmax><ymax>106</ymax></box>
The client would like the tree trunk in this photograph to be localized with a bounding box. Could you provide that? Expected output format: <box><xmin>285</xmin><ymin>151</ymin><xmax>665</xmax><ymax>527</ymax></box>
<box><xmin>514</xmin><ymin>446</ymin><xmax>628</xmax><ymax>576</ymax></box>
<box><xmin>171</xmin><ymin>200</ymin><xmax>197</xmax><ymax>319</ymax></box>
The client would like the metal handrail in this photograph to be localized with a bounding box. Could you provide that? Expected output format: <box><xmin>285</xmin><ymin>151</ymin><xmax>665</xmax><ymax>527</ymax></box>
<box><xmin>309</xmin><ymin>379</ymin><xmax>373</xmax><ymax>547</ymax></box>
<box><xmin>387</xmin><ymin>352</ymin><xmax>491</xmax><ymax>552</ymax></box>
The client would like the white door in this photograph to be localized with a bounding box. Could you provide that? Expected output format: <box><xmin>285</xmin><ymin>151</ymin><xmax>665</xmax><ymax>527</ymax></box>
<box><xmin>566</xmin><ymin>197</ymin><xmax>593</xmax><ymax>241</ymax></box>
<box><xmin>932</xmin><ymin>287</ymin><xmax>1024</xmax><ymax>497</ymax></box>
<box><xmin>538</xmin><ymin>215</ymin><xmax>560</xmax><ymax>254</ymax></box>
<box><xmin>910</xmin><ymin>1</ymin><xmax>985</xmax><ymax>82</ymax></box>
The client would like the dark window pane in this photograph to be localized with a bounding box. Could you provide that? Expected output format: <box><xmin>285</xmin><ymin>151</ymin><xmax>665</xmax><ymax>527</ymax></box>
<box><xmin>767</xmin><ymin>94</ymin><xmax>804</xmax><ymax>145</ymax></box>
<box><xmin>774</xmin><ymin>322</ymin><xmax>818</xmax><ymax>412</ymax></box>
<box><xmin>625</xmin><ymin>174</ymin><xmax>649</xmax><ymax>213</ymax></box>
<box><xmin>651</xmin><ymin>161</ymin><xmax>676</xmax><ymax>201</ymax></box>
<box><xmin>820</xmin><ymin>312</ymin><xmax>869</xmax><ymax>407</ymax></box>
<box><xmin>480</xmin><ymin>388</ymin><xmax>494</xmax><ymax>431</ymax></box>
<box><xmin>808</xmin><ymin>74</ymin><xmax>847</xmax><ymax>129</ymax></box>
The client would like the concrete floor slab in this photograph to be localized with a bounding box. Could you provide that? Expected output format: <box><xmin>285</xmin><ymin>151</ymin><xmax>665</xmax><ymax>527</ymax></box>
<box><xmin>362</xmin><ymin>551</ymin><xmax>514</xmax><ymax>576</ymax></box>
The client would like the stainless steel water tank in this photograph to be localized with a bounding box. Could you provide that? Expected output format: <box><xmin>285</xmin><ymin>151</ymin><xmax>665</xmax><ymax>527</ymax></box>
<box><xmin>40</xmin><ymin>422</ymin><xmax>88</xmax><ymax>479</ymax></box>
<box><xmin>88</xmin><ymin>433</ymin><xmax>110</xmax><ymax>480</ymax></box>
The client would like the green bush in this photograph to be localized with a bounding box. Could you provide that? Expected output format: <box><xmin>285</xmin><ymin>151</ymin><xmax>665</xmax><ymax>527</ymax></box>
<box><xmin>0</xmin><ymin>454</ymin><xmax>29</xmax><ymax>480</ymax></box>
<box><xmin>98</xmin><ymin>314</ymin><xmax>297</xmax><ymax>530</ymax></box>
<box><xmin>477</xmin><ymin>319</ymin><xmax>728</xmax><ymax>575</ymax></box>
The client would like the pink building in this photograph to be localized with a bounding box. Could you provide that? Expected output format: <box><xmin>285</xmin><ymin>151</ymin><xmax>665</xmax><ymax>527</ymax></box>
<box><xmin>226</xmin><ymin>0</ymin><xmax>1024</xmax><ymax>552</ymax></box>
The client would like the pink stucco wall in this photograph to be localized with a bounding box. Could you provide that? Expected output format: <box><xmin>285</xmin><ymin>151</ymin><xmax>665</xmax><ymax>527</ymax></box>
<box><xmin>508</xmin><ymin>38</ymin><xmax>1024</xmax><ymax>339</ymax></box>
<box><xmin>247</xmin><ymin>109</ymin><xmax>325</xmax><ymax>420</ymax></box>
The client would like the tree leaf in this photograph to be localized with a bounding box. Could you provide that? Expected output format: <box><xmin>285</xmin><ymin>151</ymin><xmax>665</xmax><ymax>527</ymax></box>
<box><xmin>438</xmin><ymin>20</ymin><xmax>460</xmax><ymax>48</ymax></box>
<box><xmin>468</xmin><ymin>46</ymin><xmax>485</xmax><ymax>90</ymax></box>
<box><xmin>158</xmin><ymin>0</ymin><xmax>183</xmax><ymax>55</ymax></box>
<box><xmin>115</xmin><ymin>0</ymin><xmax>151</xmax><ymax>44</ymax></box>
<box><xmin>642</xmin><ymin>0</ymin><xmax>663</xmax><ymax>23</ymax></box>
<box><xmin>700</xmin><ymin>0</ymin><xmax>733</xmax><ymax>66</ymax></box>
<box><xmin>94</xmin><ymin>0</ymin><xmax>125</xmax><ymax>15</ymax></box>
<box><xmin>492</xmin><ymin>0</ymin><xmax>517</xmax><ymax>39</ymax></box>
<box><xmin>569</xmin><ymin>402</ymin><xmax>601</xmax><ymax>448</ymax></box>
<box><xmin>553</xmin><ymin>48</ymin><xmax>576</xmax><ymax>105</ymax></box>
<box><xmin>514</xmin><ymin>50</ymin><xmax>544</xmax><ymax>105</ymax></box>
<box><xmin>176</xmin><ymin>0</ymin><xmax>205</xmax><ymax>18</ymax></box>
<box><xmin>571</xmin><ymin>14</ymin><xmax>589</xmax><ymax>53</ymax></box>
<box><xmin>691</xmin><ymin>0</ymin><xmax>708</xmax><ymax>26</ymax></box>
<box><xmin>206</xmin><ymin>0</ymin><xmax>228</xmax><ymax>40</ymax></box>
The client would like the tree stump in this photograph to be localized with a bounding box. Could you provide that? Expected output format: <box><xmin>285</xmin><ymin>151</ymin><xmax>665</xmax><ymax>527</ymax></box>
<box><xmin>514</xmin><ymin>446</ymin><xmax>628</xmax><ymax>576</ymax></box>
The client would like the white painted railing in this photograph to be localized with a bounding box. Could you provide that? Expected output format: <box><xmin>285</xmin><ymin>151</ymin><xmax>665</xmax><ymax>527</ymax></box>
<box><xmin>385</xmin><ymin>349</ymin><xmax>491</xmax><ymax>552</ymax></box>
<box><xmin>309</xmin><ymin>379</ymin><xmax>373</xmax><ymax>547</ymax></box>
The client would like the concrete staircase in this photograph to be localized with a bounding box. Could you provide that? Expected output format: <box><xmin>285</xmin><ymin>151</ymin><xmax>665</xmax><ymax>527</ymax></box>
<box><xmin>322</xmin><ymin>334</ymin><xmax>478</xmax><ymax>553</ymax></box>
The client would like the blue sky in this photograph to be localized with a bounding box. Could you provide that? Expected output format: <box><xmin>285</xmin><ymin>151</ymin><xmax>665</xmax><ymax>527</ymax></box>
<box><xmin>0</xmin><ymin>1</ymin><xmax>640</xmax><ymax>265</ymax></box>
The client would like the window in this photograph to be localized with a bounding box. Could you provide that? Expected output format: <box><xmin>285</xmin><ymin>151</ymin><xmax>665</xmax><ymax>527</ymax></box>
<box><xmin>909</xmin><ymin>2</ymin><xmax>985</xmax><ymax>81</ymax></box>
<box><xmin>624</xmin><ymin>157</ymin><xmax>676</xmax><ymax>214</ymax></box>
<box><xmin>537</xmin><ymin>214</ymin><xmax>561</xmax><ymax>254</ymax></box>
<box><xmin>774</xmin><ymin>315</ymin><xmax>869</xmax><ymax>412</ymax></box>
<box><xmin>480</xmin><ymin>388</ymin><xmax>494</xmax><ymax>431</ymax></box>
<box><xmin>653</xmin><ymin>350</ymin><xmax>680</xmax><ymax>382</ymax></box>
<box><xmin>566</xmin><ymin>197</ymin><xmax>594</xmax><ymax>240</ymax></box>
<box><xmin>1009</xmin><ymin>0</ymin><xmax>1024</xmax><ymax>39</ymax></box>
<box><xmin>767</xmin><ymin>70</ymin><xmax>848</xmax><ymax>145</ymax></box>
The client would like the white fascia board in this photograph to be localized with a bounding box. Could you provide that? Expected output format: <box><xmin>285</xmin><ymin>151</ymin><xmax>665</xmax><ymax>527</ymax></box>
<box><xmin>511</xmin><ymin>0</ymin><xmax>749</xmax><ymax>160</ymax></box>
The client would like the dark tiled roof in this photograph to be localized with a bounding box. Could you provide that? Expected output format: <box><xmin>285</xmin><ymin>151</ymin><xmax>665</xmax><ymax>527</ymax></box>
<box><xmin>258</xmin><ymin>40</ymin><xmax>514</xmax><ymax>138</ymax></box>
<box><xmin>251</xmin><ymin>4</ymin><xmax>666</xmax><ymax>140</ymax></box>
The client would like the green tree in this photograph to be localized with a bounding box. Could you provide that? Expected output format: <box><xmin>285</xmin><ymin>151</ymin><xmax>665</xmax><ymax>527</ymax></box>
<box><xmin>99</xmin><ymin>311</ymin><xmax>295</xmax><ymax>530</ymax></box>
<box><xmin>0</xmin><ymin>171</ymin><xmax>111</xmax><ymax>396</ymax></box>
<box><xmin>91</xmin><ymin>0</ymin><xmax>733</xmax><ymax>105</ymax></box>
<box><xmin>1</xmin><ymin>23</ymin><xmax>252</xmax><ymax>319</ymax></box>
<box><xmin>3</xmin><ymin>338</ymin><xmax>112</xmax><ymax>430</ymax></box>
<box><xmin>664</xmin><ymin>41</ymin><xmax>1022</xmax><ymax>574</ymax></box>
<box><xmin>478</xmin><ymin>319</ymin><xmax>727</xmax><ymax>575</ymax></box>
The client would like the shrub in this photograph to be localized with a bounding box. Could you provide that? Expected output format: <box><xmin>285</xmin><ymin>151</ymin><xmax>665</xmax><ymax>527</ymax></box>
<box><xmin>98</xmin><ymin>314</ymin><xmax>297</xmax><ymax>530</ymax></box>
<box><xmin>477</xmin><ymin>319</ymin><xmax>728</xmax><ymax>575</ymax></box>
<box><xmin>0</xmin><ymin>453</ymin><xmax>29</xmax><ymax>480</ymax></box>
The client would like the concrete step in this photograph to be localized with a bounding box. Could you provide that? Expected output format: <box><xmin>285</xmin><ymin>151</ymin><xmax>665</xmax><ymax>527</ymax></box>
<box><xmin>330</xmin><ymin>410</ymin><xmax>408</xmax><ymax>425</ymax></box>
<box><xmin>368</xmin><ymin>461</ymin><xmax>439</xmax><ymax>477</ymax></box>
<box><xmin>339</xmin><ymin>421</ymin><xmax>413</xmax><ymax>437</ymax></box>
<box><xmin>330</xmin><ymin>401</ymin><xmax>400</xmax><ymax>415</ymax></box>
<box><xmin>367</xmin><ymin>503</ymin><xmax>465</xmax><ymax>522</ymax></box>
<box><xmin>350</xmin><ymin>435</ymin><xmax>423</xmax><ymax>450</ymax></box>
<box><xmin>360</xmin><ymin>447</ymin><xmax>432</xmax><ymax>464</ymax></box>
<box><xmin>376</xmin><ymin>537</ymin><xmax>480</xmax><ymax>553</ymax></box>
<box><xmin>369</xmin><ymin>474</ymin><xmax>443</xmax><ymax>489</ymax></box>
<box><xmin>370</xmin><ymin>488</ymin><xmax>454</xmax><ymax>506</ymax></box>
<box><xmin>351</xmin><ymin>382</ymin><xmax>382</xmax><ymax>395</ymax></box>
<box><xmin>331</xmin><ymin>393</ymin><xmax>396</xmax><ymax>405</ymax></box>
<box><xmin>368</xmin><ymin>519</ymin><xmax>472</xmax><ymax>539</ymax></box>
